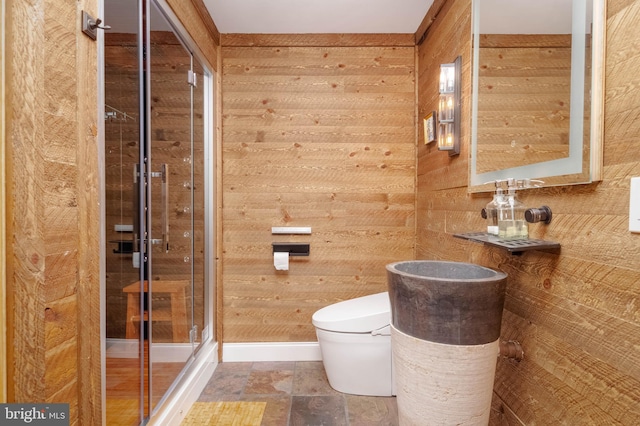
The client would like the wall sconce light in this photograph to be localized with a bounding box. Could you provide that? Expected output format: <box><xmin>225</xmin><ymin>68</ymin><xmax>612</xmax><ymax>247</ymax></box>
<box><xmin>438</xmin><ymin>56</ymin><xmax>461</xmax><ymax>156</ymax></box>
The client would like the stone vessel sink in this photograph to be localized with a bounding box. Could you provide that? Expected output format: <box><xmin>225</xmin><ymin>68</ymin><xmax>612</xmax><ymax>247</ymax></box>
<box><xmin>386</xmin><ymin>260</ymin><xmax>508</xmax><ymax>346</ymax></box>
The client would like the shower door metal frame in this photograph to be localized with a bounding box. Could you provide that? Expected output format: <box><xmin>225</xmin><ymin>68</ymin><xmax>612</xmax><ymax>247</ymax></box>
<box><xmin>138</xmin><ymin>0</ymin><xmax>215</xmax><ymax>419</ymax></box>
<box><xmin>99</xmin><ymin>0</ymin><xmax>216</xmax><ymax>423</ymax></box>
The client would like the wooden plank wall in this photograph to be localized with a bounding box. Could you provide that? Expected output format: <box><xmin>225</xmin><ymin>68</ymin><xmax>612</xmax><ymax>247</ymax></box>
<box><xmin>4</xmin><ymin>0</ymin><xmax>218</xmax><ymax>424</ymax></box>
<box><xmin>476</xmin><ymin>35</ymin><xmax>572</xmax><ymax>174</ymax></box>
<box><xmin>416</xmin><ymin>0</ymin><xmax>640</xmax><ymax>424</ymax></box>
<box><xmin>220</xmin><ymin>34</ymin><xmax>416</xmax><ymax>343</ymax></box>
<box><xmin>5</xmin><ymin>0</ymin><xmax>100</xmax><ymax>424</ymax></box>
<box><xmin>0</xmin><ymin>0</ymin><xmax>6</xmax><ymax>403</ymax></box>
<box><xmin>167</xmin><ymin>0</ymin><xmax>219</xmax><ymax>70</ymax></box>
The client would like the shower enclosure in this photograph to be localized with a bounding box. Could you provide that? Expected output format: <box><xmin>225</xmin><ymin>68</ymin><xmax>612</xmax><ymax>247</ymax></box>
<box><xmin>103</xmin><ymin>0</ymin><xmax>215</xmax><ymax>424</ymax></box>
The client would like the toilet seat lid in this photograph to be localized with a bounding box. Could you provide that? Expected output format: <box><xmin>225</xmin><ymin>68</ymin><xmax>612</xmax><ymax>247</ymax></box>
<box><xmin>312</xmin><ymin>292</ymin><xmax>390</xmax><ymax>333</ymax></box>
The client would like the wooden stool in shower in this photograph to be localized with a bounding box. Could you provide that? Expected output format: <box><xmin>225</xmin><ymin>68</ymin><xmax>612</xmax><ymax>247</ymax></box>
<box><xmin>123</xmin><ymin>280</ymin><xmax>189</xmax><ymax>342</ymax></box>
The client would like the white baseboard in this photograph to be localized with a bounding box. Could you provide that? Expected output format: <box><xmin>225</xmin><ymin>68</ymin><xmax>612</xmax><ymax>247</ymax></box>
<box><xmin>106</xmin><ymin>338</ymin><xmax>193</xmax><ymax>363</ymax></box>
<box><xmin>149</xmin><ymin>340</ymin><xmax>218</xmax><ymax>426</ymax></box>
<box><xmin>222</xmin><ymin>342</ymin><xmax>322</xmax><ymax>362</ymax></box>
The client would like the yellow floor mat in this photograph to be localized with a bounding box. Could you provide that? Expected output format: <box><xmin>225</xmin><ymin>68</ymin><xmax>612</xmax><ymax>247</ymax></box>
<box><xmin>181</xmin><ymin>401</ymin><xmax>266</xmax><ymax>426</ymax></box>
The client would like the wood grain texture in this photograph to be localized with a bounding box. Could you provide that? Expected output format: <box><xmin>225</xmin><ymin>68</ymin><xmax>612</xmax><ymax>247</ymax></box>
<box><xmin>76</xmin><ymin>0</ymin><xmax>101</xmax><ymax>423</ymax></box>
<box><xmin>221</xmin><ymin>39</ymin><xmax>416</xmax><ymax>343</ymax></box>
<box><xmin>4</xmin><ymin>1</ymin><xmax>638</xmax><ymax>425</ymax></box>
<box><xmin>415</xmin><ymin>0</ymin><xmax>447</xmax><ymax>45</ymax></box>
<box><xmin>416</xmin><ymin>0</ymin><xmax>640</xmax><ymax>425</ymax></box>
<box><xmin>479</xmin><ymin>34</ymin><xmax>572</xmax><ymax>49</ymax></box>
<box><xmin>0</xmin><ymin>0</ymin><xmax>6</xmax><ymax>403</ymax></box>
<box><xmin>416</xmin><ymin>0</ymin><xmax>472</xmax><ymax>193</ymax></box>
<box><xmin>221</xmin><ymin>33</ymin><xmax>415</xmax><ymax>47</ymax></box>
<box><xmin>188</xmin><ymin>0</ymin><xmax>220</xmax><ymax>46</ymax></box>
<box><xmin>5</xmin><ymin>0</ymin><xmax>85</xmax><ymax>421</ymax></box>
<box><xmin>6</xmin><ymin>0</ymin><xmax>216</xmax><ymax>423</ymax></box>
<box><xmin>166</xmin><ymin>0</ymin><xmax>219</xmax><ymax>70</ymax></box>
<box><xmin>476</xmin><ymin>39</ymin><xmax>573</xmax><ymax>173</ymax></box>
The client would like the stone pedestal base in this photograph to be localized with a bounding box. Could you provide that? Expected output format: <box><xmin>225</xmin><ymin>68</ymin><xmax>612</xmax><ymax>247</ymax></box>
<box><xmin>391</xmin><ymin>326</ymin><xmax>499</xmax><ymax>426</ymax></box>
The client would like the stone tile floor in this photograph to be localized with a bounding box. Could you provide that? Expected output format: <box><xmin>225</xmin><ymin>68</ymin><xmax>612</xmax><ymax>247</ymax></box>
<box><xmin>197</xmin><ymin>361</ymin><xmax>399</xmax><ymax>425</ymax></box>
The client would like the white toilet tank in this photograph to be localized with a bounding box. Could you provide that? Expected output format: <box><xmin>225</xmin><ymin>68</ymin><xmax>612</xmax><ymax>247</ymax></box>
<box><xmin>312</xmin><ymin>292</ymin><xmax>394</xmax><ymax>396</ymax></box>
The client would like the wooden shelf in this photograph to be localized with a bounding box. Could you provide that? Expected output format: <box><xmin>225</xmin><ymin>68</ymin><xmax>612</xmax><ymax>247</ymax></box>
<box><xmin>453</xmin><ymin>232</ymin><xmax>560</xmax><ymax>255</ymax></box>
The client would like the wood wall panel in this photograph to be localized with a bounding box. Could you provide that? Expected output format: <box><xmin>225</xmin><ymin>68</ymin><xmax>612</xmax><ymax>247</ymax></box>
<box><xmin>476</xmin><ymin>35</ymin><xmax>575</xmax><ymax>174</ymax></box>
<box><xmin>221</xmin><ymin>33</ymin><xmax>414</xmax><ymax>47</ymax></box>
<box><xmin>69</xmin><ymin>0</ymin><xmax>104</xmax><ymax>414</ymax></box>
<box><xmin>4</xmin><ymin>0</ymin><xmax>218</xmax><ymax>423</ymax></box>
<box><xmin>415</xmin><ymin>0</ymin><xmax>472</xmax><ymax>193</ymax></box>
<box><xmin>417</xmin><ymin>0</ymin><xmax>640</xmax><ymax>424</ymax></box>
<box><xmin>221</xmin><ymin>37</ymin><xmax>416</xmax><ymax>344</ymax></box>
<box><xmin>4</xmin><ymin>0</ymin><xmax>639</xmax><ymax>424</ymax></box>
<box><xmin>0</xmin><ymin>0</ymin><xmax>6</xmax><ymax>402</ymax></box>
<box><xmin>4</xmin><ymin>0</ymin><xmax>100</xmax><ymax>422</ymax></box>
<box><xmin>166</xmin><ymin>0</ymin><xmax>219</xmax><ymax>70</ymax></box>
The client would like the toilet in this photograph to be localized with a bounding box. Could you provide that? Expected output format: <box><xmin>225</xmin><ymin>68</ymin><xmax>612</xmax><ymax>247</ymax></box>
<box><xmin>312</xmin><ymin>292</ymin><xmax>394</xmax><ymax>396</ymax></box>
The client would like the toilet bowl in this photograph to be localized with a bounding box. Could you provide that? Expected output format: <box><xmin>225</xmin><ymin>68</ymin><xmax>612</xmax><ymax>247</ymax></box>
<box><xmin>312</xmin><ymin>292</ymin><xmax>394</xmax><ymax>396</ymax></box>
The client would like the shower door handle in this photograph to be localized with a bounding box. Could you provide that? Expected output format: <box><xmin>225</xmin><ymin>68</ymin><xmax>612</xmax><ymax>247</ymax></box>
<box><xmin>131</xmin><ymin>164</ymin><xmax>142</xmax><ymax>268</ymax></box>
<box><xmin>161</xmin><ymin>163</ymin><xmax>169</xmax><ymax>252</ymax></box>
<box><xmin>150</xmin><ymin>163</ymin><xmax>169</xmax><ymax>253</ymax></box>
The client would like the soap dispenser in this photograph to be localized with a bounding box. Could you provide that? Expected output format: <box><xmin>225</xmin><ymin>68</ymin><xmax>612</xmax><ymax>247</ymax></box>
<box><xmin>498</xmin><ymin>178</ymin><xmax>528</xmax><ymax>240</ymax></box>
<box><xmin>482</xmin><ymin>180</ymin><xmax>506</xmax><ymax>235</ymax></box>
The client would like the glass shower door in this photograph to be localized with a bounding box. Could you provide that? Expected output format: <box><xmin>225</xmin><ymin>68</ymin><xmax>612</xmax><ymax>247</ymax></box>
<box><xmin>191</xmin><ymin>57</ymin><xmax>208</xmax><ymax>352</ymax></box>
<box><xmin>103</xmin><ymin>1</ymin><xmax>143</xmax><ymax>422</ymax></box>
<box><xmin>146</xmin><ymin>0</ymin><xmax>205</xmax><ymax>412</ymax></box>
<box><xmin>104</xmin><ymin>0</ymin><xmax>212</xmax><ymax>423</ymax></box>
